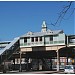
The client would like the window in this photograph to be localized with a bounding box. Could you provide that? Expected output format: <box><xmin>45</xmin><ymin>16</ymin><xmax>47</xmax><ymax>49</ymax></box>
<box><xmin>35</xmin><ymin>37</ymin><xmax>38</xmax><ymax>42</ymax></box>
<box><xmin>39</xmin><ymin>37</ymin><xmax>42</xmax><ymax>41</ymax></box>
<box><xmin>31</xmin><ymin>37</ymin><xmax>34</xmax><ymax>42</ymax></box>
<box><xmin>50</xmin><ymin>35</ymin><xmax>53</xmax><ymax>41</ymax></box>
<box><xmin>24</xmin><ymin>37</ymin><xmax>27</xmax><ymax>43</ymax></box>
<box><xmin>16</xmin><ymin>58</ymin><xmax>19</xmax><ymax>64</ymax></box>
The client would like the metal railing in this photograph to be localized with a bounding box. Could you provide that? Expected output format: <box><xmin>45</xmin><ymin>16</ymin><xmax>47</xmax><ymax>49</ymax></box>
<box><xmin>20</xmin><ymin>42</ymin><xmax>44</xmax><ymax>46</ymax></box>
<box><xmin>45</xmin><ymin>40</ymin><xmax>65</xmax><ymax>44</ymax></box>
<box><xmin>20</xmin><ymin>40</ymin><xmax>65</xmax><ymax>47</ymax></box>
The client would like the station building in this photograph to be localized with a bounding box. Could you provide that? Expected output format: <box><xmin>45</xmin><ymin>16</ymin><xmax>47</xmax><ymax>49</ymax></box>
<box><xmin>0</xmin><ymin>21</ymin><xmax>75</xmax><ymax>72</ymax></box>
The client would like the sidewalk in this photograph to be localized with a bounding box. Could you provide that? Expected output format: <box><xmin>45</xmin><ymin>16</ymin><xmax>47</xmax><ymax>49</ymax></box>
<box><xmin>0</xmin><ymin>72</ymin><xmax>3</xmax><ymax>74</ymax></box>
<box><xmin>23</xmin><ymin>71</ymin><xmax>58</xmax><ymax>74</ymax></box>
<box><xmin>0</xmin><ymin>70</ymin><xmax>64</xmax><ymax>74</ymax></box>
<box><xmin>0</xmin><ymin>70</ymin><xmax>19</xmax><ymax>74</ymax></box>
<box><xmin>7</xmin><ymin>70</ymin><xmax>58</xmax><ymax>74</ymax></box>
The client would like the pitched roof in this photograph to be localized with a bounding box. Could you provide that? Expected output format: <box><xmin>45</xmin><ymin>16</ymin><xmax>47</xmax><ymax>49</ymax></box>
<box><xmin>20</xmin><ymin>29</ymin><xmax>63</xmax><ymax>38</ymax></box>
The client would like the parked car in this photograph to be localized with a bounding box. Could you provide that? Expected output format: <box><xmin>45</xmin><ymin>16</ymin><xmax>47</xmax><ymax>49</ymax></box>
<box><xmin>64</xmin><ymin>65</ymin><xmax>75</xmax><ymax>74</ymax></box>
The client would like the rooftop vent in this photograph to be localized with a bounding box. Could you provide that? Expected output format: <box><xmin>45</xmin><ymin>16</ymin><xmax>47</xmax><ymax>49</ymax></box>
<box><xmin>27</xmin><ymin>31</ymin><xmax>33</xmax><ymax>35</ymax></box>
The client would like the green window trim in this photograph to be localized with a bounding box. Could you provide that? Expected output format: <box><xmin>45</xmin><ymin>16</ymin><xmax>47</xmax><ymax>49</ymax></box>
<box><xmin>59</xmin><ymin>41</ymin><xmax>64</xmax><ymax>43</ymax></box>
<box><xmin>20</xmin><ymin>40</ymin><xmax>65</xmax><ymax>46</ymax></box>
<box><xmin>69</xmin><ymin>42</ymin><xmax>75</xmax><ymax>45</ymax></box>
<box><xmin>24</xmin><ymin>43</ymin><xmax>27</xmax><ymax>46</ymax></box>
<box><xmin>20</xmin><ymin>43</ymin><xmax>24</xmax><ymax>46</ymax></box>
<box><xmin>50</xmin><ymin>41</ymin><xmax>53</xmax><ymax>44</ymax></box>
<box><xmin>45</xmin><ymin>42</ymin><xmax>49</xmax><ymax>44</ymax></box>
<box><xmin>54</xmin><ymin>41</ymin><xmax>58</xmax><ymax>44</ymax></box>
<box><xmin>45</xmin><ymin>40</ymin><xmax>64</xmax><ymax>44</ymax></box>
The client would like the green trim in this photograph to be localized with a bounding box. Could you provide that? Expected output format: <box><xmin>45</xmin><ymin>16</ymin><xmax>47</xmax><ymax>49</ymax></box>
<box><xmin>20</xmin><ymin>43</ymin><xmax>24</xmax><ymax>46</ymax></box>
<box><xmin>59</xmin><ymin>41</ymin><xmax>64</xmax><ymax>43</ymax></box>
<box><xmin>20</xmin><ymin>40</ymin><xmax>65</xmax><ymax>46</ymax></box>
<box><xmin>50</xmin><ymin>41</ymin><xmax>53</xmax><ymax>44</ymax></box>
<box><xmin>45</xmin><ymin>42</ymin><xmax>49</xmax><ymax>44</ymax></box>
<box><xmin>54</xmin><ymin>41</ymin><xmax>58</xmax><ymax>44</ymax></box>
<box><xmin>69</xmin><ymin>43</ymin><xmax>75</xmax><ymax>45</ymax></box>
<box><xmin>24</xmin><ymin>43</ymin><xmax>27</xmax><ymax>46</ymax></box>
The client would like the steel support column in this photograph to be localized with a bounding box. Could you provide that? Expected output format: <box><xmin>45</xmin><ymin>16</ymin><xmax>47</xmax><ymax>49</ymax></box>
<box><xmin>56</xmin><ymin>49</ymin><xmax>59</xmax><ymax>71</ymax></box>
<box><xmin>0</xmin><ymin>55</ymin><xmax>2</xmax><ymax>63</ymax></box>
<box><xmin>26</xmin><ymin>58</ymin><xmax>28</xmax><ymax>71</ymax></box>
<box><xmin>67</xmin><ymin>56</ymin><xmax>68</xmax><ymax>65</ymax></box>
<box><xmin>13</xmin><ymin>58</ymin><xmax>15</xmax><ymax>70</ymax></box>
<box><xmin>19</xmin><ymin>51</ymin><xmax>22</xmax><ymax>72</ymax></box>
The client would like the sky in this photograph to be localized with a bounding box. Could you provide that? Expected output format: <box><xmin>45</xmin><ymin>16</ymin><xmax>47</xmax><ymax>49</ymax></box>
<box><xmin>0</xmin><ymin>1</ymin><xmax>75</xmax><ymax>41</ymax></box>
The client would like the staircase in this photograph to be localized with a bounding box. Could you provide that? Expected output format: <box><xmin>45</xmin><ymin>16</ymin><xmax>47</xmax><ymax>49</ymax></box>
<box><xmin>0</xmin><ymin>37</ymin><xmax>20</xmax><ymax>65</ymax></box>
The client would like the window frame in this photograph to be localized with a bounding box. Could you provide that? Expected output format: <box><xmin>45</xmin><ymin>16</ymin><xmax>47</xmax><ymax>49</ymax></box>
<box><xmin>24</xmin><ymin>37</ymin><xmax>27</xmax><ymax>43</ymax></box>
<box><xmin>50</xmin><ymin>35</ymin><xmax>53</xmax><ymax>41</ymax></box>
<box><xmin>35</xmin><ymin>37</ymin><xmax>38</xmax><ymax>42</ymax></box>
<box><xmin>39</xmin><ymin>37</ymin><xmax>42</xmax><ymax>41</ymax></box>
<box><xmin>31</xmin><ymin>37</ymin><xmax>34</xmax><ymax>42</ymax></box>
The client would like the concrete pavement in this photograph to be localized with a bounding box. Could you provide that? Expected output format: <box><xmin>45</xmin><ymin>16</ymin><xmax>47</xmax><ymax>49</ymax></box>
<box><xmin>0</xmin><ymin>70</ymin><xmax>65</xmax><ymax>74</ymax></box>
